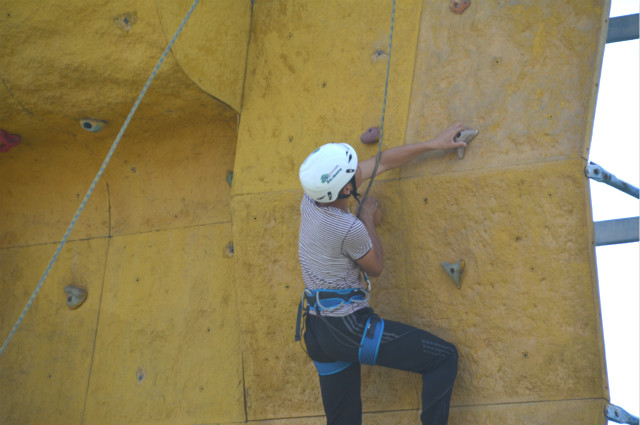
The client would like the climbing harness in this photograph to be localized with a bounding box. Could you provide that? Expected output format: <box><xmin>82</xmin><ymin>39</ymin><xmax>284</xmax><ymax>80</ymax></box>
<box><xmin>307</xmin><ymin>288</ymin><xmax>370</xmax><ymax>312</ymax></box>
<box><xmin>295</xmin><ymin>287</ymin><xmax>385</xmax><ymax>373</ymax></box>
<box><xmin>359</xmin><ymin>314</ymin><xmax>385</xmax><ymax>365</ymax></box>
<box><xmin>314</xmin><ymin>359</ymin><xmax>353</xmax><ymax>376</ymax></box>
<box><xmin>295</xmin><ymin>287</ymin><xmax>370</xmax><ymax>342</ymax></box>
<box><xmin>309</xmin><ymin>313</ymin><xmax>385</xmax><ymax>374</ymax></box>
<box><xmin>0</xmin><ymin>0</ymin><xmax>200</xmax><ymax>358</ymax></box>
<box><xmin>312</xmin><ymin>313</ymin><xmax>386</xmax><ymax>375</ymax></box>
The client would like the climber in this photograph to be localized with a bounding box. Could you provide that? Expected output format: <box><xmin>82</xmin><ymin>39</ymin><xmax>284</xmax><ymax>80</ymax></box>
<box><xmin>297</xmin><ymin>122</ymin><xmax>470</xmax><ymax>425</ymax></box>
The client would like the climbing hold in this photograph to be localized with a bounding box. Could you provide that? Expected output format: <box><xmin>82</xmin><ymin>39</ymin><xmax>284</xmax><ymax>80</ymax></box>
<box><xmin>64</xmin><ymin>286</ymin><xmax>87</xmax><ymax>309</ymax></box>
<box><xmin>441</xmin><ymin>260</ymin><xmax>465</xmax><ymax>289</ymax></box>
<box><xmin>80</xmin><ymin>119</ymin><xmax>106</xmax><ymax>133</ymax></box>
<box><xmin>455</xmin><ymin>129</ymin><xmax>479</xmax><ymax>159</ymax></box>
<box><xmin>226</xmin><ymin>170</ymin><xmax>234</xmax><ymax>187</ymax></box>
<box><xmin>0</xmin><ymin>129</ymin><xmax>21</xmax><ymax>152</ymax></box>
<box><xmin>360</xmin><ymin>127</ymin><xmax>380</xmax><ymax>144</ymax></box>
<box><xmin>449</xmin><ymin>0</ymin><xmax>471</xmax><ymax>14</ymax></box>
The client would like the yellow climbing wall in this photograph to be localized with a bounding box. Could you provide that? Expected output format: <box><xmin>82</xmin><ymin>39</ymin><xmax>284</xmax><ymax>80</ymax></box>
<box><xmin>0</xmin><ymin>0</ymin><xmax>611</xmax><ymax>424</ymax></box>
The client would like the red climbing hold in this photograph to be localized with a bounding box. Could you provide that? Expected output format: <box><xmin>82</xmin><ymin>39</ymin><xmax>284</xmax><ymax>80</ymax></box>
<box><xmin>0</xmin><ymin>129</ymin><xmax>21</xmax><ymax>152</ymax></box>
<box><xmin>450</xmin><ymin>0</ymin><xmax>471</xmax><ymax>14</ymax></box>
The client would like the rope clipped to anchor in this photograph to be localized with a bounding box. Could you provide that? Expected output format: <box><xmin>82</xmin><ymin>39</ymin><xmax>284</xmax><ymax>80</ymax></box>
<box><xmin>0</xmin><ymin>0</ymin><xmax>201</xmax><ymax>357</ymax></box>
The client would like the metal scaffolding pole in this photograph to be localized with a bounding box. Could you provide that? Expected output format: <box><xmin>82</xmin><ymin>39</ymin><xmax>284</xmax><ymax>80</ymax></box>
<box><xmin>607</xmin><ymin>13</ymin><xmax>640</xmax><ymax>44</ymax></box>
<box><xmin>594</xmin><ymin>217</ymin><xmax>640</xmax><ymax>246</ymax></box>
<box><xmin>585</xmin><ymin>162</ymin><xmax>640</xmax><ymax>199</ymax></box>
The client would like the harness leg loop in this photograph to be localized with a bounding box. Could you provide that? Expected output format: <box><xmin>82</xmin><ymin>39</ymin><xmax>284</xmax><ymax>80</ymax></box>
<box><xmin>358</xmin><ymin>314</ymin><xmax>384</xmax><ymax>365</ymax></box>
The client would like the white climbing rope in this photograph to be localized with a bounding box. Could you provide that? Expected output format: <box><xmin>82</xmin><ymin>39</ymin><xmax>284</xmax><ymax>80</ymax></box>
<box><xmin>0</xmin><ymin>0</ymin><xmax>200</xmax><ymax>357</ymax></box>
<box><xmin>357</xmin><ymin>0</ymin><xmax>396</xmax><ymax>218</ymax></box>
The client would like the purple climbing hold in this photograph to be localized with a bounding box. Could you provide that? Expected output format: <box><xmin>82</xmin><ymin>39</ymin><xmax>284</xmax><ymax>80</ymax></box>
<box><xmin>0</xmin><ymin>129</ymin><xmax>20</xmax><ymax>152</ymax></box>
<box><xmin>360</xmin><ymin>127</ymin><xmax>380</xmax><ymax>144</ymax></box>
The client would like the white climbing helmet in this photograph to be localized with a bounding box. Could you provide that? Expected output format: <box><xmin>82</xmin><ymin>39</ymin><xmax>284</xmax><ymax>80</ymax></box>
<box><xmin>299</xmin><ymin>143</ymin><xmax>358</xmax><ymax>203</ymax></box>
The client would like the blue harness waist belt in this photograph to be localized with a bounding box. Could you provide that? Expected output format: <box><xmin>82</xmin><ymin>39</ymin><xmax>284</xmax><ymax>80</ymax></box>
<box><xmin>306</xmin><ymin>288</ymin><xmax>369</xmax><ymax>311</ymax></box>
<box><xmin>295</xmin><ymin>288</ymin><xmax>369</xmax><ymax>342</ymax></box>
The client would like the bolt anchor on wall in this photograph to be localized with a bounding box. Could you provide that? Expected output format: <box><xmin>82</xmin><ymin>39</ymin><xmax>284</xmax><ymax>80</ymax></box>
<box><xmin>64</xmin><ymin>286</ymin><xmax>87</xmax><ymax>309</ymax></box>
<box><xmin>442</xmin><ymin>260</ymin><xmax>465</xmax><ymax>289</ymax></box>
<box><xmin>80</xmin><ymin>119</ymin><xmax>106</xmax><ymax>132</ymax></box>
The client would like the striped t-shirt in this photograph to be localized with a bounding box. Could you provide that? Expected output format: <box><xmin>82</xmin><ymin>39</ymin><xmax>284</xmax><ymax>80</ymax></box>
<box><xmin>298</xmin><ymin>194</ymin><xmax>372</xmax><ymax>316</ymax></box>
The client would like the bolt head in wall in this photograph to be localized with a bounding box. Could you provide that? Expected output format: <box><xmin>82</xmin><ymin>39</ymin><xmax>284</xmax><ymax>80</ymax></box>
<box><xmin>80</xmin><ymin>119</ymin><xmax>106</xmax><ymax>132</ymax></box>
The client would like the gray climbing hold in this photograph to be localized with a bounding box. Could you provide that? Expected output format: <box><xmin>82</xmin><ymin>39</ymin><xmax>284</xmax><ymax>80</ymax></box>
<box><xmin>441</xmin><ymin>260</ymin><xmax>465</xmax><ymax>289</ymax></box>
<box><xmin>455</xmin><ymin>129</ymin><xmax>479</xmax><ymax>159</ymax></box>
<box><xmin>64</xmin><ymin>286</ymin><xmax>87</xmax><ymax>309</ymax></box>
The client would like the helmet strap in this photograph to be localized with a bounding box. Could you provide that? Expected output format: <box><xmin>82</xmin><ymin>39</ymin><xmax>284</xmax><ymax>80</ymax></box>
<box><xmin>337</xmin><ymin>175</ymin><xmax>361</xmax><ymax>202</ymax></box>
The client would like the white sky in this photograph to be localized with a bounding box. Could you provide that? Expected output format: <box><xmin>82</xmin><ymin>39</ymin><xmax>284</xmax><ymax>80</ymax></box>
<box><xmin>589</xmin><ymin>0</ymin><xmax>639</xmax><ymax>421</ymax></box>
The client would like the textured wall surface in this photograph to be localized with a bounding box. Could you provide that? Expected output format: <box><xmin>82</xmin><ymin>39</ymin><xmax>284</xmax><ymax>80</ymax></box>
<box><xmin>0</xmin><ymin>0</ymin><xmax>611</xmax><ymax>424</ymax></box>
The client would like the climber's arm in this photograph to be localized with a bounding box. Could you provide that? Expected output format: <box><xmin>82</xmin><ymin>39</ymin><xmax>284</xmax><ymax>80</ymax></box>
<box><xmin>355</xmin><ymin>122</ymin><xmax>467</xmax><ymax>188</ymax></box>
